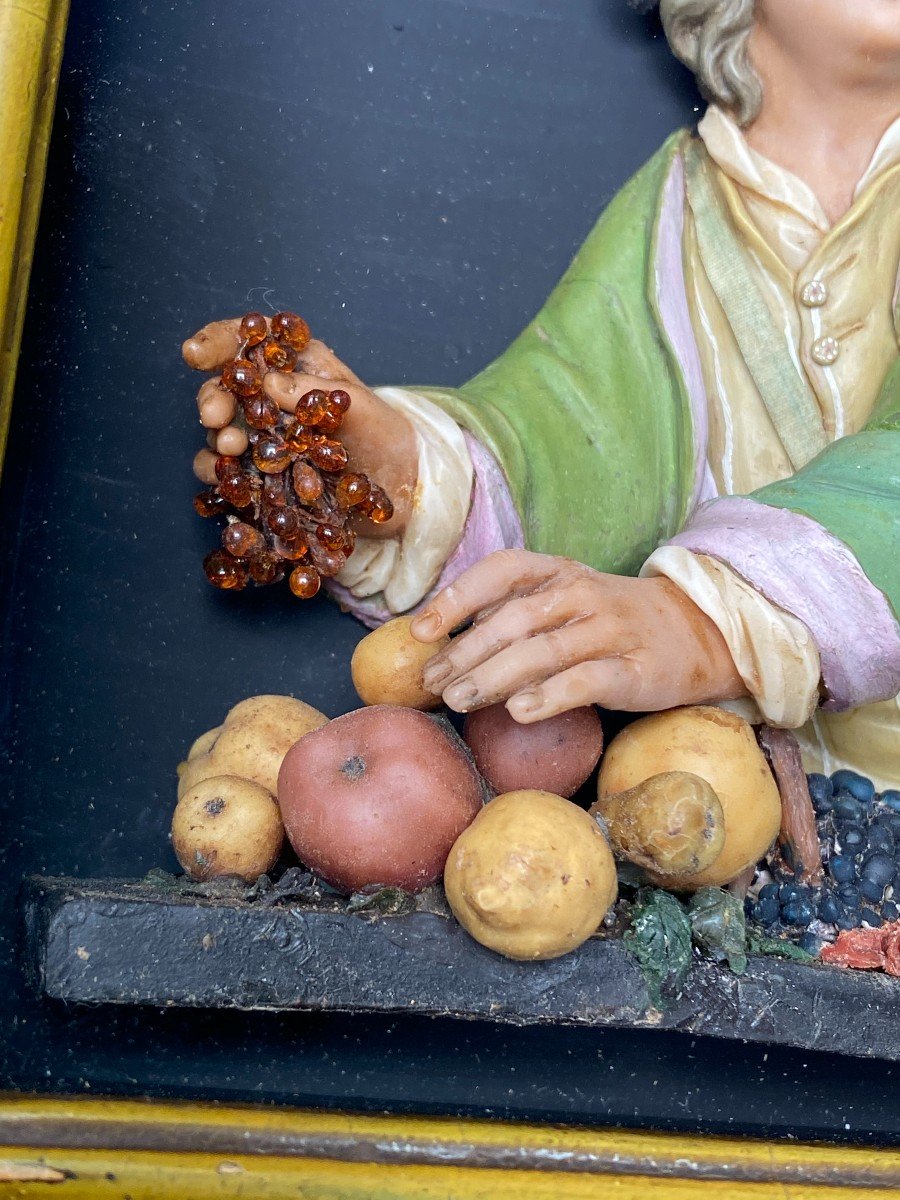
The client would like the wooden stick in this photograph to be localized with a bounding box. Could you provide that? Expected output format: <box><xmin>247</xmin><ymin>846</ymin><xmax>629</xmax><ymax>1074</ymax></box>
<box><xmin>757</xmin><ymin>725</ymin><xmax>822</xmax><ymax>885</ymax></box>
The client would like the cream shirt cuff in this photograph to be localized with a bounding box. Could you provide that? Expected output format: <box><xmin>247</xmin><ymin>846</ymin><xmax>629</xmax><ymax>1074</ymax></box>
<box><xmin>334</xmin><ymin>387</ymin><xmax>473</xmax><ymax>614</ymax></box>
<box><xmin>641</xmin><ymin>546</ymin><xmax>822</xmax><ymax>729</ymax></box>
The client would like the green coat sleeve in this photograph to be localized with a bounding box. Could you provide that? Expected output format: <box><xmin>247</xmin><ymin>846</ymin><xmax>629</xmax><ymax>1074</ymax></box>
<box><xmin>751</xmin><ymin>361</ymin><xmax>900</xmax><ymax>620</ymax></box>
<box><xmin>414</xmin><ymin>132</ymin><xmax>696</xmax><ymax>576</ymax></box>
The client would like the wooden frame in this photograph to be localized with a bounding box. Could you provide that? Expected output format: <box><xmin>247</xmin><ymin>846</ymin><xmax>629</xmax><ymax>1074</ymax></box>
<box><xmin>0</xmin><ymin>0</ymin><xmax>69</xmax><ymax>473</ymax></box>
<box><xmin>2</xmin><ymin>1094</ymin><xmax>900</xmax><ymax>1198</ymax></box>
<box><xmin>1</xmin><ymin>2</ymin><xmax>897</xmax><ymax>1194</ymax></box>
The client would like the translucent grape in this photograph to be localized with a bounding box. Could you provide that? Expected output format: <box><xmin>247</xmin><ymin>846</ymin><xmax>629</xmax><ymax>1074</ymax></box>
<box><xmin>271</xmin><ymin>311</ymin><xmax>311</xmax><ymax>351</ymax></box>
<box><xmin>221</xmin><ymin>358</ymin><xmax>262</xmax><ymax>398</ymax></box>
<box><xmin>240</xmin><ymin>312</ymin><xmax>268</xmax><ymax>347</ymax></box>
<box><xmin>222</xmin><ymin>521</ymin><xmax>266</xmax><ymax>558</ymax></box>
<box><xmin>204</xmin><ymin>550</ymin><xmax>249</xmax><ymax>590</ymax></box>
<box><xmin>289</xmin><ymin>564</ymin><xmax>321</xmax><ymax>599</ymax></box>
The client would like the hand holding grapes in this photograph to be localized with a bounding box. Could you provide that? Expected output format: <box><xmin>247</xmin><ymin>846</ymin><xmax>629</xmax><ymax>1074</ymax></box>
<box><xmin>183</xmin><ymin>316</ymin><xmax>418</xmax><ymax>541</ymax></box>
<box><xmin>183</xmin><ymin>313</ymin><xmax>419</xmax><ymax>598</ymax></box>
<box><xmin>410</xmin><ymin>549</ymin><xmax>748</xmax><ymax>721</ymax></box>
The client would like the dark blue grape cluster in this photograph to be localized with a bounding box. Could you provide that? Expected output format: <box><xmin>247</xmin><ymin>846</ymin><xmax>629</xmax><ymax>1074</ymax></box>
<box><xmin>747</xmin><ymin>770</ymin><xmax>900</xmax><ymax>953</ymax></box>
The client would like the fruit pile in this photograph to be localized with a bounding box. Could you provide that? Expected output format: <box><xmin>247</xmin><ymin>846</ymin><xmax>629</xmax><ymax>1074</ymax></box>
<box><xmin>194</xmin><ymin>311</ymin><xmax>393</xmax><ymax>600</ymax></box>
<box><xmin>747</xmin><ymin>770</ymin><xmax>900</xmax><ymax>953</ymax></box>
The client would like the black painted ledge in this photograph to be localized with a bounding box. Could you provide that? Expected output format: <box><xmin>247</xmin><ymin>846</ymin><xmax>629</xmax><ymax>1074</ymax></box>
<box><xmin>24</xmin><ymin>876</ymin><xmax>900</xmax><ymax>1062</ymax></box>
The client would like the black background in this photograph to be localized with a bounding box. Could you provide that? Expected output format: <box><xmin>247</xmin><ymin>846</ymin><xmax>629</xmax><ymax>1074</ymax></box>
<box><xmin>1</xmin><ymin>0</ymin><xmax>896</xmax><ymax>1141</ymax></box>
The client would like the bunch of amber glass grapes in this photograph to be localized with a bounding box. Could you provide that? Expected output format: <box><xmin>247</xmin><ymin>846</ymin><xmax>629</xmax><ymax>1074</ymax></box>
<box><xmin>194</xmin><ymin>311</ymin><xmax>393</xmax><ymax>600</ymax></box>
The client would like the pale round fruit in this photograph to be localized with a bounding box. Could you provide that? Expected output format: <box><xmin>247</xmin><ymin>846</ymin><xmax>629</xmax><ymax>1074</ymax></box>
<box><xmin>444</xmin><ymin>790</ymin><xmax>618</xmax><ymax>961</ymax></box>
<box><xmin>597</xmin><ymin>706</ymin><xmax>781</xmax><ymax>890</ymax></box>
<box><xmin>177</xmin><ymin>695</ymin><xmax>328</xmax><ymax>799</ymax></box>
<box><xmin>277</xmin><ymin>705</ymin><xmax>484</xmax><ymax>893</ymax></box>
<box><xmin>463</xmin><ymin>703</ymin><xmax>603</xmax><ymax>797</ymax></box>
<box><xmin>187</xmin><ymin>726</ymin><xmax>222</xmax><ymax>761</ymax></box>
<box><xmin>172</xmin><ymin>775</ymin><xmax>283</xmax><ymax>881</ymax></box>
<box><xmin>351</xmin><ymin>615</ymin><xmax>450</xmax><ymax>710</ymax></box>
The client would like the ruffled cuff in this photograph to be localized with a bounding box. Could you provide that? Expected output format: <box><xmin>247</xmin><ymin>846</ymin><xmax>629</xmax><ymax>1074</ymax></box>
<box><xmin>334</xmin><ymin>387</ymin><xmax>474</xmax><ymax>614</ymax></box>
<box><xmin>642</xmin><ymin>546</ymin><xmax>822</xmax><ymax>728</ymax></box>
<box><xmin>662</xmin><ymin>496</ymin><xmax>900</xmax><ymax>712</ymax></box>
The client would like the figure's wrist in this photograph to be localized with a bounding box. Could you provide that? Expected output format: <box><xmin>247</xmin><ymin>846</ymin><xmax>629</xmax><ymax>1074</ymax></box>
<box><xmin>341</xmin><ymin>389</ymin><xmax>418</xmax><ymax>538</ymax></box>
<box><xmin>652</xmin><ymin>577</ymin><xmax>750</xmax><ymax>706</ymax></box>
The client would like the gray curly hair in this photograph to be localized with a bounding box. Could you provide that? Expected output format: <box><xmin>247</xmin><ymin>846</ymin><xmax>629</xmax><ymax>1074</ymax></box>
<box><xmin>657</xmin><ymin>0</ymin><xmax>761</xmax><ymax>126</ymax></box>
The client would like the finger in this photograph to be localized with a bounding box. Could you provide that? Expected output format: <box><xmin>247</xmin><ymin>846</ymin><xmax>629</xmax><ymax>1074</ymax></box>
<box><xmin>422</xmin><ymin>590</ymin><xmax>579</xmax><ymax>694</ymax></box>
<box><xmin>409</xmin><ymin>550</ymin><xmax>559</xmax><ymax>643</ymax></box>
<box><xmin>215</xmin><ymin>424</ymin><xmax>249</xmax><ymax>456</ymax></box>
<box><xmin>198</xmin><ymin>378</ymin><xmax>236</xmax><ymax>429</ymax></box>
<box><xmin>298</xmin><ymin>339</ymin><xmax>365</xmax><ymax>386</ymax></box>
<box><xmin>193</xmin><ymin>448</ymin><xmax>219</xmax><ymax>484</ymax></box>
<box><xmin>441</xmin><ymin>621</ymin><xmax>600</xmax><ymax>713</ymax></box>
<box><xmin>182</xmin><ymin>319</ymin><xmax>243</xmax><ymax>371</ymax></box>
<box><xmin>506</xmin><ymin>658</ymin><xmax>641</xmax><ymax>723</ymax></box>
<box><xmin>263</xmin><ymin>371</ymin><xmax>351</xmax><ymax>413</ymax></box>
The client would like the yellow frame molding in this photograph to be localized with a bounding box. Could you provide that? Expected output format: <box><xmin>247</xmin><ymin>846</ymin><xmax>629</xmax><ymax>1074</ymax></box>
<box><xmin>1</xmin><ymin>1094</ymin><xmax>899</xmax><ymax>1198</ymax></box>
<box><xmin>0</xmin><ymin>0</ymin><xmax>69</xmax><ymax>475</ymax></box>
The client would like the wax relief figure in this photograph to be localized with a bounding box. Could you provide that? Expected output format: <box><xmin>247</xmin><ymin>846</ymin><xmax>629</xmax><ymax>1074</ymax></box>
<box><xmin>184</xmin><ymin>0</ymin><xmax>900</xmax><ymax>790</ymax></box>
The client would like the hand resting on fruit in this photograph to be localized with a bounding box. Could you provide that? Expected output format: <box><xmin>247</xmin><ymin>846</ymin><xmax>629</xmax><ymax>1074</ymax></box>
<box><xmin>411</xmin><ymin>549</ymin><xmax>748</xmax><ymax>721</ymax></box>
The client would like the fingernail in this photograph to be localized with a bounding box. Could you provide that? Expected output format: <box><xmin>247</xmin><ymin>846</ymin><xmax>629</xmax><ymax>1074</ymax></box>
<box><xmin>410</xmin><ymin>611</ymin><xmax>441</xmax><ymax>640</ymax></box>
<box><xmin>444</xmin><ymin>680</ymin><xmax>477</xmax><ymax>712</ymax></box>
<box><xmin>509</xmin><ymin>689</ymin><xmax>541</xmax><ymax>716</ymax></box>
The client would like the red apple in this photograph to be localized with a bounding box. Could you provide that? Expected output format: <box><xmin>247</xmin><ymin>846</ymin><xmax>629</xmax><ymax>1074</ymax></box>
<box><xmin>277</xmin><ymin>706</ymin><xmax>484</xmax><ymax>893</ymax></box>
<box><xmin>463</xmin><ymin>704</ymin><xmax>604</xmax><ymax>798</ymax></box>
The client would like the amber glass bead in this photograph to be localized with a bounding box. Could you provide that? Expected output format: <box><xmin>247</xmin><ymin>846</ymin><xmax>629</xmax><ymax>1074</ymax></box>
<box><xmin>204</xmin><ymin>550</ymin><xmax>249</xmax><ymax>590</ymax></box>
<box><xmin>214</xmin><ymin>455</ymin><xmax>241</xmax><ymax>482</ymax></box>
<box><xmin>284</xmin><ymin>422</ymin><xmax>314</xmax><ymax>453</ymax></box>
<box><xmin>263</xmin><ymin>473</ymin><xmax>286</xmax><ymax>504</ymax></box>
<box><xmin>335</xmin><ymin>472</ymin><xmax>369</xmax><ymax>510</ymax></box>
<box><xmin>222</xmin><ymin>521</ymin><xmax>266</xmax><ymax>558</ymax></box>
<box><xmin>316</xmin><ymin>409</ymin><xmax>343</xmax><ymax>435</ymax></box>
<box><xmin>218</xmin><ymin>472</ymin><xmax>254</xmax><ymax>508</ymax></box>
<box><xmin>328</xmin><ymin>389</ymin><xmax>351</xmax><ymax>414</ymax></box>
<box><xmin>366</xmin><ymin>485</ymin><xmax>394</xmax><ymax>524</ymax></box>
<box><xmin>315</xmin><ymin>522</ymin><xmax>344</xmax><ymax>552</ymax></box>
<box><xmin>271</xmin><ymin>311</ymin><xmax>311</xmax><ymax>351</ymax></box>
<box><xmin>221</xmin><ymin>358</ymin><xmax>262</xmax><ymax>398</ymax></box>
<box><xmin>276</xmin><ymin>534</ymin><xmax>310</xmax><ymax>561</ymax></box>
<box><xmin>267</xmin><ymin>506</ymin><xmax>302</xmax><ymax>538</ymax></box>
<box><xmin>292</xmin><ymin>461</ymin><xmax>324</xmax><ymax>503</ymax></box>
<box><xmin>263</xmin><ymin>340</ymin><xmax>297</xmax><ymax>372</ymax></box>
<box><xmin>242</xmin><ymin>393</ymin><xmax>279</xmax><ymax>430</ymax></box>
<box><xmin>309</xmin><ymin>439</ymin><xmax>349</xmax><ymax>472</ymax></box>
<box><xmin>193</xmin><ymin>489</ymin><xmax>228</xmax><ymax>518</ymax></box>
<box><xmin>249</xmin><ymin>554</ymin><xmax>282</xmax><ymax>585</ymax></box>
<box><xmin>309</xmin><ymin>546</ymin><xmax>342</xmax><ymax>578</ymax></box>
<box><xmin>253</xmin><ymin>437</ymin><xmax>293</xmax><ymax>474</ymax></box>
<box><xmin>289</xmin><ymin>564</ymin><xmax>321</xmax><ymax>599</ymax></box>
<box><xmin>240</xmin><ymin>312</ymin><xmax>268</xmax><ymax>347</ymax></box>
<box><xmin>297</xmin><ymin>389</ymin><xmax>328</xmax><ymax>426</ymax></box>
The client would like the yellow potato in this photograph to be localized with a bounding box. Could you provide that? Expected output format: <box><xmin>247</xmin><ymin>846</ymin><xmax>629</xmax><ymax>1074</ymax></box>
<box><xmin>597</xmin><ymin>706</ymin><xmax>781</xmax><ymax>890</ymax></box>
<box><xmin>187</xmin><ymin>726</ymin><xmax>221</xmax><ymax>760</ymax></box>
<box><xmin>351</xmin><ymin>615</ymin><xmax>450</xmax><ymax>709</ymax></box>
<box><xmin>177</xmin><ymin>695</ymin><xmax>328</xmax><ymax>800</ymax></box>
<box><xmin>172</xmin><ymin>775</ymin><xmax>283</xmax><ymax>881</ymax></box>
<box><xmin>444</xmin><ymin>790</ymin><xmax>618</xmax><ymax>961</ymax></box>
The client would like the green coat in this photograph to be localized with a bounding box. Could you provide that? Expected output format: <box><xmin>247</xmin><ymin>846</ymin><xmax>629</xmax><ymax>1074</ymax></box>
<box><xmin>415</xmin><ymin>131</ymin><xmax>900</xmax><ymax>624</ymax></box>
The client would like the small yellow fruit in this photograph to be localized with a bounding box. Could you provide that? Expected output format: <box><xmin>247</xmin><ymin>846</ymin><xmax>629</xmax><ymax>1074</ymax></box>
<box><xmin>598</xmin><ymin>706</ymin><xmax>781</xmax><ymax>890</ymax></box>
<box><xmin>172</xmin><ymin>775</ymin><xmax>283</xmax><ymax>881</ymax></box>
<box><xmin>177</xmin><ymin>695</ymin><xmax>328</xmax><ymax>800</ymax></box>
<box><xmin>444</xmin><ymin>790</ymin><xmax>618</xmax><ymax>961</ymax></box>
<box><xmin>351</xmin><ymin>615</ymin><xmax>450</xmax><ymax>709</ymax></box>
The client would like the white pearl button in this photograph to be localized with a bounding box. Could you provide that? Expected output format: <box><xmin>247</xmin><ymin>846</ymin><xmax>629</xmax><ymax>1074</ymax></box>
<box><xmin>801</xmin><ymin>279</ymin><xmax>828</xmax><ymax>307</ymax></box>
<box><xmin>811</xmin><ymin>336</ymin><xmax>840</xmax><ymax>366</ymax></box>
